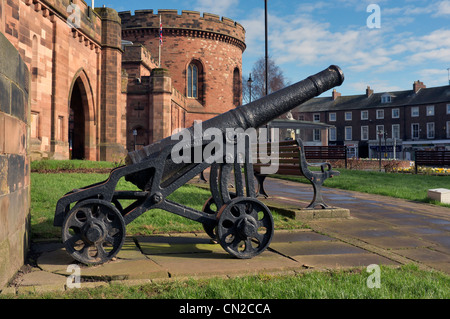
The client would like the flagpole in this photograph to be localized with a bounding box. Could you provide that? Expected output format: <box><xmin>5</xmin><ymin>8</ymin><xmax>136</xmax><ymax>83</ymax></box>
<box><xmin>159</xmin><ymin>14</ymin><xmax>162</xmax><ymax>68</ymax></box>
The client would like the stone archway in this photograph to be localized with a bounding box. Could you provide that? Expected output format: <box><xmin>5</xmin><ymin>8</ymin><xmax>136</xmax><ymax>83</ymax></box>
<box><xmin>68</xmin><ymin>70</ymin><xmax>96</xmax><ymax>160</ymax></box>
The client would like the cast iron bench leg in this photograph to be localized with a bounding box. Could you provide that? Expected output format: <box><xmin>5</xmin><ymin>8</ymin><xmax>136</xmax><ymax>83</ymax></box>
<box><xmin>305</xmin><ymin>177</ymin><xmax>329</xmax><ymax>209</ymax></box>
<box><xmin>255</xmin><ymin>174</ymin><xmax>269</xmax><ymax>198</ymax></box>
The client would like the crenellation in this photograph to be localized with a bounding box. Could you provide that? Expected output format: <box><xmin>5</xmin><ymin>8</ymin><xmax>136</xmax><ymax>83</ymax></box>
<box><xmin>119</xmin><ymin>9</ymin><xmax>246</xmax><ymax>45</ymax></box>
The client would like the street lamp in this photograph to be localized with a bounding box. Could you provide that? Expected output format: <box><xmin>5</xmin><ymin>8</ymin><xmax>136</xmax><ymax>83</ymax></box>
<box><xmin>264</xmin><ymin>0</ymin><xmax>268</xmax><ymax>97</ymax></box>
<box><xmin>247</xmin><ymin>73</ymin><xmax>253</xmax><ymax>103</ymax></box>
<box><xmin>377</xmin><ymin>130</ymin><xmax>383</xmax><ymax>172</ymax></box>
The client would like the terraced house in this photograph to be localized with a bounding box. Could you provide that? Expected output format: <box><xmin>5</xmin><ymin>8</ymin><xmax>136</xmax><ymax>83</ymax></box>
<box><xmin>292</xmin><ymin>81</ymin><xmax>450</xmax><ymax>160</ymax></box>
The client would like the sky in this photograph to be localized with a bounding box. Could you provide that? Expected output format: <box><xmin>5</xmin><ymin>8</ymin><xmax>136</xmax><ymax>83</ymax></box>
<box><xmin>93</xmin><ymin>0</ymin><xmax>450</xmax><ymax>97</ymax></box>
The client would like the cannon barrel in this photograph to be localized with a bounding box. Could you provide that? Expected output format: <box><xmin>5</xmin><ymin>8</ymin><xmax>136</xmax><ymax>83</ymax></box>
<box><xmin>125</xmin><ymin>65</ymin><xmax>344</xmax><ymax>190</ymax></box>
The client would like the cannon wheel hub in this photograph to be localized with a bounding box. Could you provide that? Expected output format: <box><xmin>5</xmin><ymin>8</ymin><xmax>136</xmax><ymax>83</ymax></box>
<box><xmin>62</xmin><ymin>199</ymin><xmax>126</xmax><ymax>265</ymax></box>
<box><xmin>216</xmin><ymin>197</ymin><xmax>274</xmax><ymax>259</ymax></box>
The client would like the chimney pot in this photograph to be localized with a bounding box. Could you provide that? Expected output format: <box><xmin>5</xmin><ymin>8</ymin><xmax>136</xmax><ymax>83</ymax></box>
<box><xmin>332</xmin><ymin>89</ymin><xmax>341</xmax><ymax>100</ymax></box>
<box><xmin>413</xmin><ymin>80</ymin><xmax>426</xmax><ymax>93</ymax></box>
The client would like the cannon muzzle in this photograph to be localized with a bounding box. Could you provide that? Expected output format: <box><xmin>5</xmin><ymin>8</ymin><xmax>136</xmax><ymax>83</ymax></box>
<box><xmin>125</xmin><ymin>65</ymin><xmax>344</xmax><ymax>190</ymax></box>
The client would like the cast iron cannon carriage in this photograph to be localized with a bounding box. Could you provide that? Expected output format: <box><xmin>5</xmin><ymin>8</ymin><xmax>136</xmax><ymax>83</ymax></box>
<box><xmin>54</xmin><ymin>65</ymin><xmax>345</xmax><ymax>265</ymax></box>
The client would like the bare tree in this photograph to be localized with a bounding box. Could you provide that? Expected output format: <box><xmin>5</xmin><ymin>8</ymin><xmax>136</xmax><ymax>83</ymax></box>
<box><xmin>242</xmin><ymin>57</ymin><xmax>288</xmax><ymax>104</ymax></box>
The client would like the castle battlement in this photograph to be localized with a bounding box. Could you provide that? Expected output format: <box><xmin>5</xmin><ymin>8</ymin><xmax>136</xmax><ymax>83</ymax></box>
<box><xmin>119</xmin><ymin>9</ymin><xmax>246</xmax><ymax>50</ymax></box>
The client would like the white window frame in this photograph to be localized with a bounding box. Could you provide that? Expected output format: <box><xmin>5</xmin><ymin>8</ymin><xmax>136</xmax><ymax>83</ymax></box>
<box><xmin>427</xmin><ymin>122</ymin><xmax>435</xmax><ymax>139</ymax></box>
<box><xmin>426</xmin><ymin>105</ymin><xmax>434</xmax><ymax>116</ymax></box>
<box><xmin>187</xmin><ymin>63</ymin><xmax>198</xmax><ymax>98</ymax></box>
<box><xmin>392</xmin><ymin>108</ymin><xmax>400</xmax><ymax>118</ymax></box>
<box><xmin>345</xmin><ymin>126</ymin><xmax>352</xmax><ymax>141</ymax></box>
<box><xmin>376</xmin><ymin>125</ymin><xmax>384</xmax><ymax>135</ymax></box>
<box><xmin>313</xmin><ymin>129</ymin><xmax>321</xmax><ymax>141</ymax></box>
<box><xmin>329</xmin><ymin>113</ymin><xmax>336</xmax><ymax>122</ymax></box>
<box><xmin>412</xmin><ymin>123</ymin><xmax>420</xmax><ymax>139</ymax></box>
<box><xmin>376</xmin><ymin>109</ymin><xmax>384</xmax><ymax>119</ymax></box>
<box><xmin>329</xmin><ymin>127</ymin><xmax>336</xmax><ymax>141</ymax></box>
<box><xmin>381</xmin><ymin>94</ymin><xmax>392</xmax><ymax>104</ymax></box>
<box><xmin>447</xmin><ymin>104</ymin><xmax>450</xmax><ymax>114</ymax></box>
<box><xmin>345</xmin><ymin>112</ymin><xmax>352</xmax><ymax>121</ymax></box>
<box><xmin>313</xmin><ymin>113</ymin><xmax>320</xmax><ymax>122</ymax></box>
<box><xmin>392</xmin><ymin>124</ymin><xmax>400</xmax><ymax>140</ymax></box>
<box><xmin>361</xmin><ymin>110</ymin><xmax>368</xmax><ymax>120</ymax></box>
<box><xmin>361</xmin><ymin>126</ymin><xmax>369</xmax><ymax>140</ymax></box>
<box><xmin>411</xmin><ymin>107</ymin><xmax>419</xmax><ymax>117</ymax></box>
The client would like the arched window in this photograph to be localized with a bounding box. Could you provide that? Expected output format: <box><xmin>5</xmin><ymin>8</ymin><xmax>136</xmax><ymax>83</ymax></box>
<box><xmin>187</xmin><ymin>63</ymin><xmax>198</xmax><ymax>98</ymax></box>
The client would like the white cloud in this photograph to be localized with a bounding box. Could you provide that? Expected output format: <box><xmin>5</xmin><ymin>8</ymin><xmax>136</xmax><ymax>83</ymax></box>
<box><xmin>348</xmin><ymin>80</ymin><xmax>403</xmax><ymax>93</ymax></box>
<box><xmin>415</xmin><ymin>68</ymin><xmax>450</xmax><ymax>87</ymax></box>
<box><xmin>241</xmin><ymin>3</ymin><xmax>450</xmax><ymax>75</ymax></box>
<box><xmin>194</xmin><ymin>0</ymin><xmax>239</xmax><ymax>17</ymax></box>
<box><xmin>434</xmin><ymin>0</ymin><xmax>450</xmax><ymax>16</ymax></box>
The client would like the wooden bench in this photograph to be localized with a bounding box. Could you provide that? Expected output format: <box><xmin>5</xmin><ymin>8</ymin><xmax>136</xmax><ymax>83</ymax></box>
<box><xmin>253</xmin><ymin>139</ymin><xmax>340</xmax><ymax>209</ymax></box>
<box><xmin>415</xmin><ymin>151</ymin><xmax>450</xmax><ymax>174</ymax></box>
<box><xmin>304</xmin><ymin>145</ymin><xmax>347</xmax><ymax>169</ymax></box>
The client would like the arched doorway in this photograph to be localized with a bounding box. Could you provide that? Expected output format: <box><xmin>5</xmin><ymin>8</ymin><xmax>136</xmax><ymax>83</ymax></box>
<box><xmin>69</xmin><ymin>80</ymin><xmax>85</xmax><ymax>159</ymax></box>
<box><xmin>68</xmin><ymin>72</ymin><xmax>95</xmax><ymax>160</ymax></box>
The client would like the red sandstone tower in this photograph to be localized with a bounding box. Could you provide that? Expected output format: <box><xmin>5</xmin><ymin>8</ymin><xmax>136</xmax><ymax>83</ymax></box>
<box><xmin>120</xmin><ymin>9</ymin><xmax>246</xmax><ymax>150</ymax></box>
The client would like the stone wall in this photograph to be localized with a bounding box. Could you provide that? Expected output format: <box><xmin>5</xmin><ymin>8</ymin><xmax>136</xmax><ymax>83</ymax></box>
<box><xmin>1</xmin><ymin>0</ymin><xmax>126</xmax><ymax>161</ymax></box>
<box><xmin>0</xmin><ymin>32</ymin><xmax>30</xmax><ymax>290</ymax></box>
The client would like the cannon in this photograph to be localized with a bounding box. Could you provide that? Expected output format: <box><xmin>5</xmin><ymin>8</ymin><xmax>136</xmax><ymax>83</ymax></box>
<box><xmin>54</xmin><ymin>65</ymin><xmax>344</xmax><ymax>265</ymax></box>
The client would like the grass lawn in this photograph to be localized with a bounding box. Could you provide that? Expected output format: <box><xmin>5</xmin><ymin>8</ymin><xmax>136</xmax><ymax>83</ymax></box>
<box><xmin>3</xmin><ymin>264</ymin><xmax>449</xmax><ymax>299</ymax></box>
<box><xmin>30</xmin><ymin>172</ymin><xmax>305</xmax><ymax>239</ymax></box>
<box><xmin>273</xmin><ymin>168</ymin><xmax>450</xmax><ymax>208</ymax></box>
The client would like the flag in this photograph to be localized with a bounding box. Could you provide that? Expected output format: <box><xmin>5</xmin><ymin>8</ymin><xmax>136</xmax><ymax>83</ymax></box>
<box><xmin>159</xmin><ymin>16</ymin><xmax>163</xmax><ymax>46</ymax></box>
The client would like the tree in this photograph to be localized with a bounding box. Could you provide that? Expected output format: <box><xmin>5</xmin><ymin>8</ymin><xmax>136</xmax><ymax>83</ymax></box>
<box><xmin>242</xmin><ymin>57</ymin><xmax>288</xmax><ymax>104</ymax></box>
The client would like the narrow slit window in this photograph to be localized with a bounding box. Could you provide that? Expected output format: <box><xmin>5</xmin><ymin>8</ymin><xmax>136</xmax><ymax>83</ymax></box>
<box><xmin>187</xmin><ymin>64</ymin><xmax>198</xmax><ymax>98</ymax></box>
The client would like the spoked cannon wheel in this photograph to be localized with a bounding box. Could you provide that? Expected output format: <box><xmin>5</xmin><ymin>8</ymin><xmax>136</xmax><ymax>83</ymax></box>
<box><xmin>62</xmin><ymin>199</ymin><xmax>126</xmax><ymax>265</ymax></box>
<box><xmin>202</xmin><ymin>196</ymin><xmax>220</xmax><ymax>239</ymax></box>
<box><xmin>216</xmin><ymin>197</ymin><xmax>274</xmax><ymax>259</ymax></box>
<box><xmin>202</xmin><ymin>192</ymin><xmax>237</xmax><ymax>239</ymax></box>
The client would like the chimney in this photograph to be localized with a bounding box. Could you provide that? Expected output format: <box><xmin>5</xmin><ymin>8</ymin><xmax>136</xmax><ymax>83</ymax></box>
<box><xmin>413</xmin><ymin>80</ymin><xmax>426</xmax><ymax>93</ymax></box>
<box><xmin>366</xmin><ymin>86</ymin><xmax>373</xmax><ymax>98</ymax></box>
<box><xmin>332</xmin><ymin>89</ymin><xmax>341</xmax><ymax>100</ymax></box>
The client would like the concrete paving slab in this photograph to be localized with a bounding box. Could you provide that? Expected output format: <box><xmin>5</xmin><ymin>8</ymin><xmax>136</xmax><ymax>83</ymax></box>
<box><xmin>391</xmin><ymin>247</ymin><xmax>450</xmax><ymax>264</ymax></box>
<box><xmin>261</xmin><ymin>196</ymin><xmax>350</xmax><ymax>220</ymax></box>
<box><xmin>137</xmin><ymin>236</ymin><xmax>221</xmax><ymax>255</ymax></box>
<box><xmin>116</xmin><ymin>238</ymin><xmax>146</xmax><ymax>260</ymax></box>
<box><xmin>293</xmin><ymin>253</ymin><xmax>400</xmax><ymax>270</ymax></box>
<box><xmin>66</xmin><ymin>259</ymin><xmax>169</xmax><ymax>281</ymax></box>
<box><xmin>145</xmin><ymin>250</ymin><xmax>300</xmax><ymax>278</ymax></box>
<box><xmin>270</xmin><ymin>241</ymin><xmax>367</xmax><ymax>258</ymax></box>
<box><xmin>359</xmin><ymin>236</ymin><xmax>436</xmax><ymax>250</ymax></box>
<box><xmin>18</xmin><ymin>271</ymin><xmax>67</xmax><ymax>292</ymax></box>
<box><xmin>271</xmin><ymin>230</ymin><xmax>335</xmax><ymax>243</ymax></box>
<box><xmin>37</xmin><ymin>248</ymin><xmax>76</xmax><ymax>273</ymax></box>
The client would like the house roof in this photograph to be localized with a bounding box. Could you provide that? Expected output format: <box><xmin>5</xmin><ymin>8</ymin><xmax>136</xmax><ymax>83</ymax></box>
<box><xmin>293</xmin><ymin>84</ymin><xmax>450</xmax><ymax>113</ymax></box>
<box><xmin>268</xmin><ymin>119</ymin><xmax>334</xmax><ymax>129</ymax></box>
